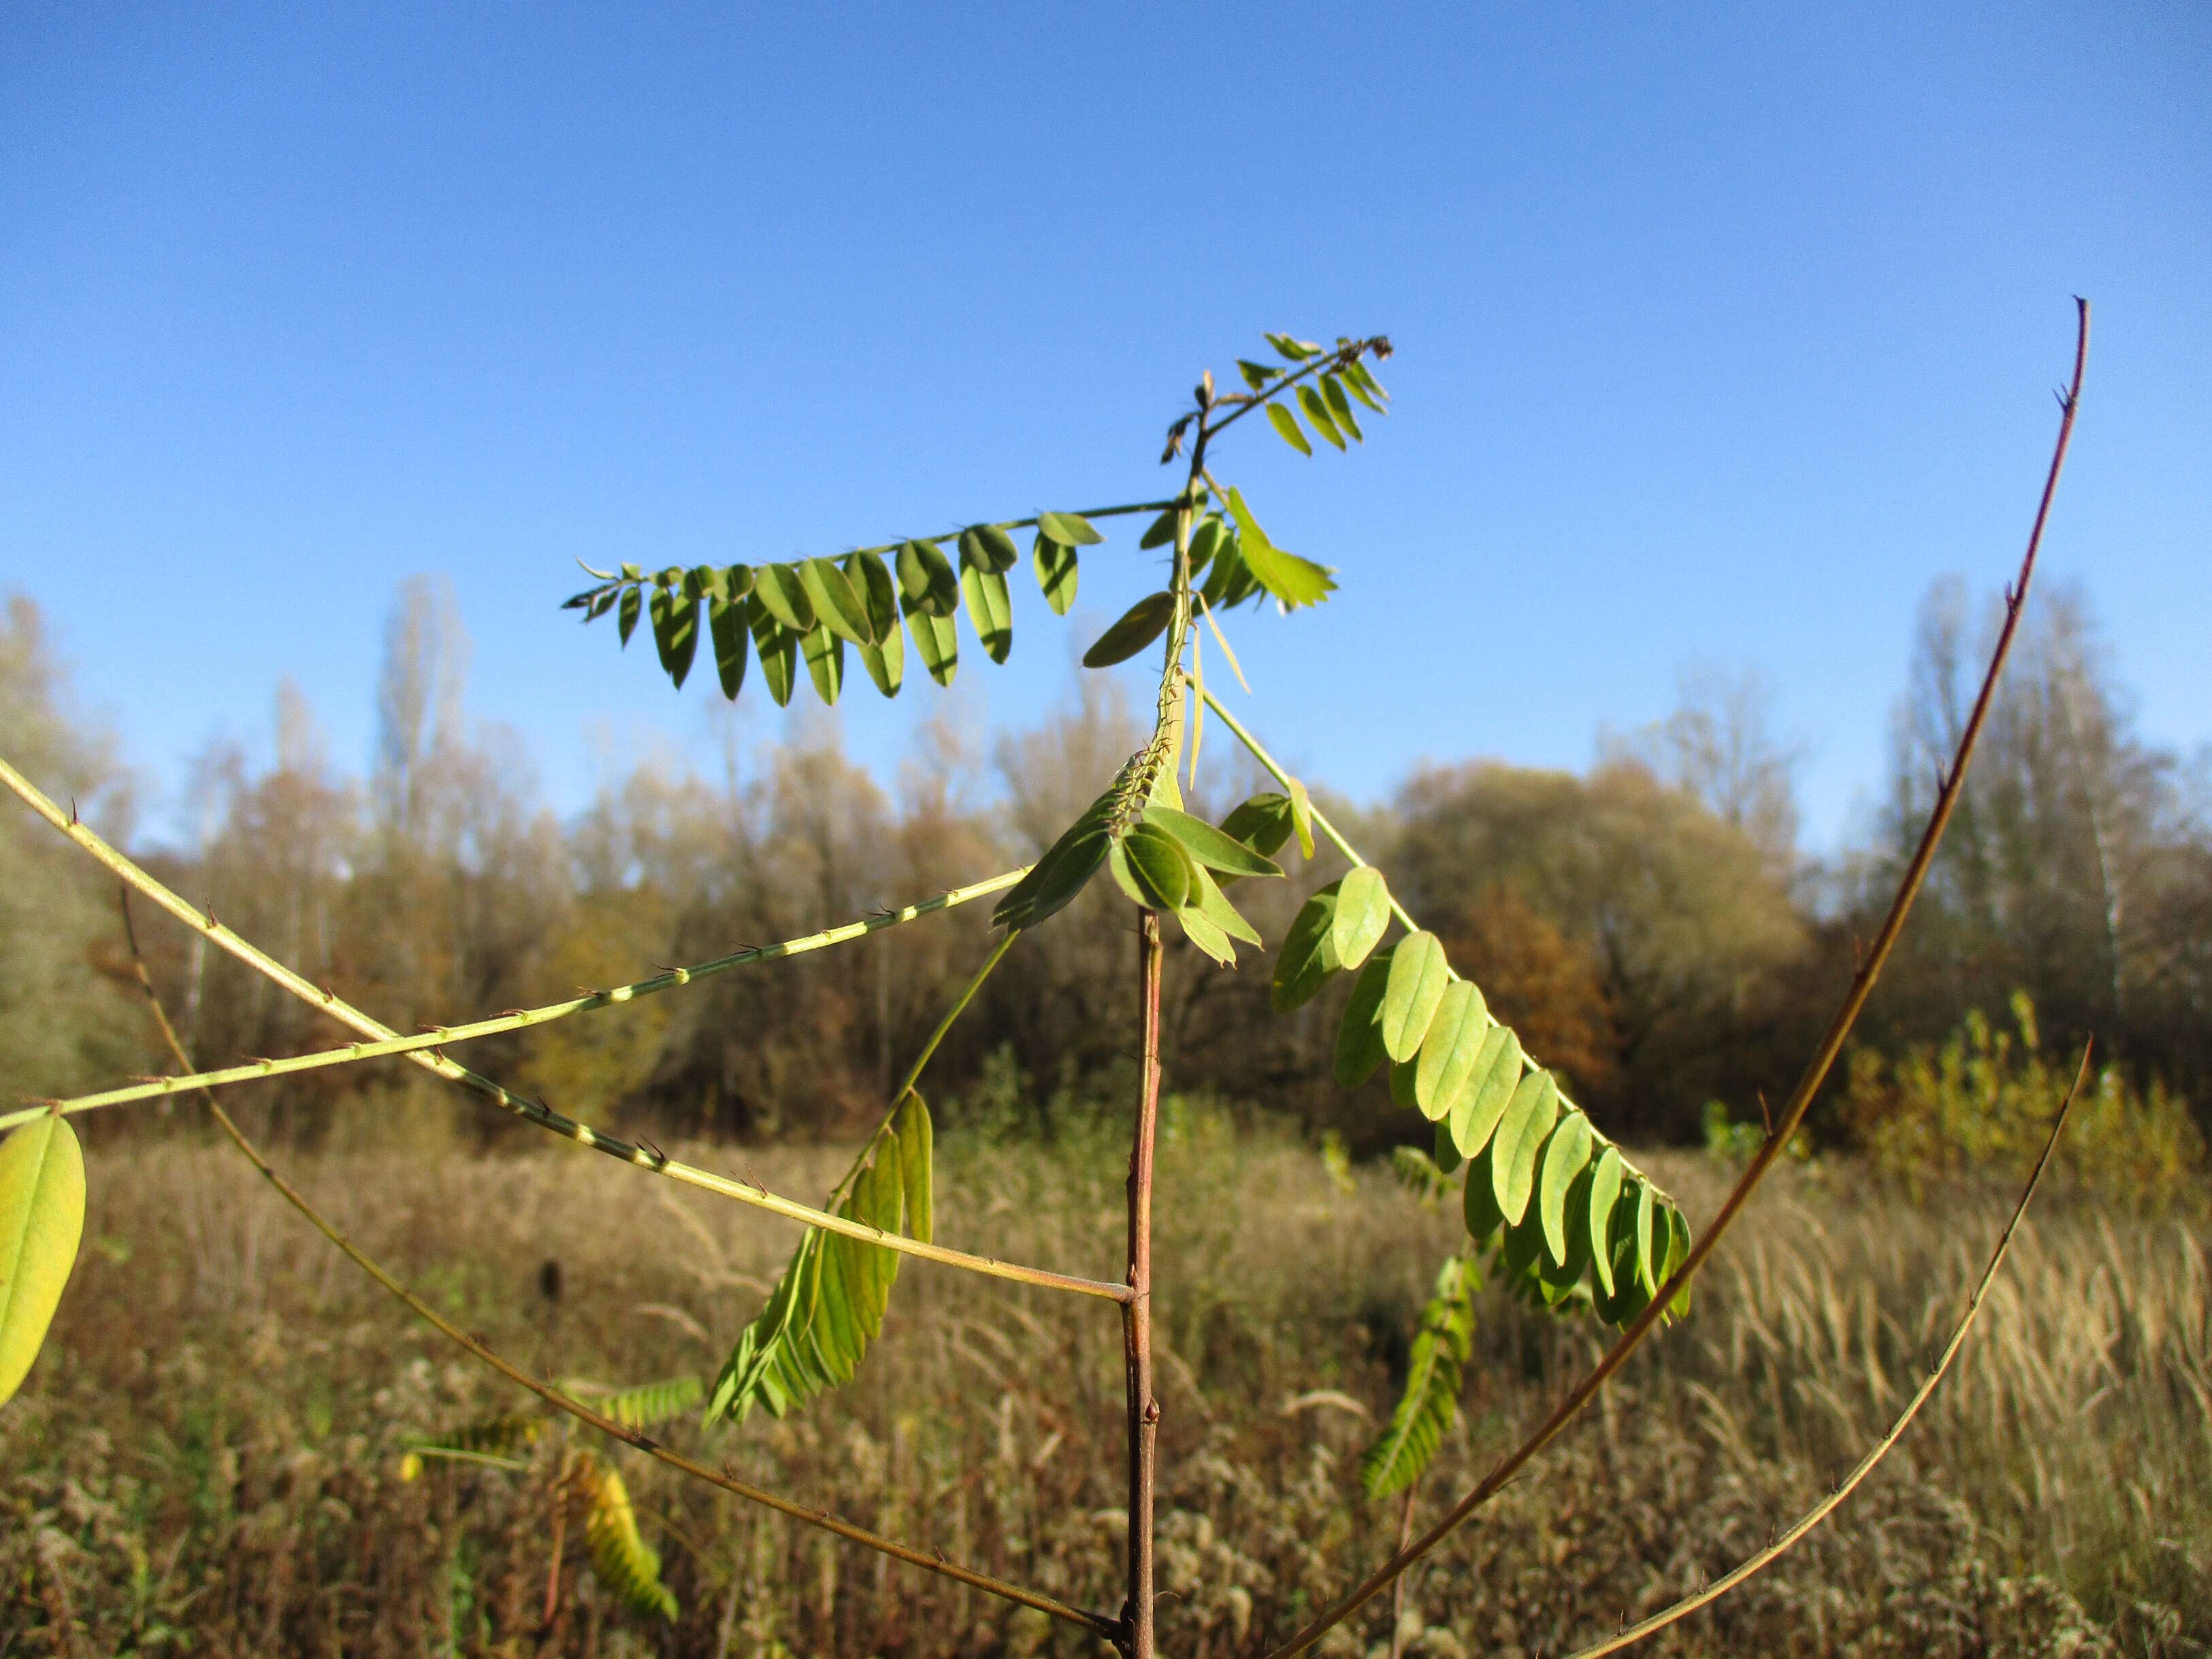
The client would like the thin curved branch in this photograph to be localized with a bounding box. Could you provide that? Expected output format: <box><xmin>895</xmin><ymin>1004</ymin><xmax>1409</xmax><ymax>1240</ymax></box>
<box><xmin>0</xmin><ymin>759</ymin><xmax>1128</xmax><ymax>1304</ymax></box>
<box><xmin>1561</xmin><ymin>1043</ymin><xmax>2092</xmax><ymax>1659</ymax></box>
<box><xmin>5</xmin><ymin>867</ymin><xmax>1027</xmax><ymax>1131</ymax></box>
<box><xmin>110</xmin><ymin>895</ymin><xmax>1120</xmax><ymax>1641</ymax></box>
<box><xmin>1257</xmin><ymin>296</ymin><xmax>2089</xmax><ymax>1659</ymax></box>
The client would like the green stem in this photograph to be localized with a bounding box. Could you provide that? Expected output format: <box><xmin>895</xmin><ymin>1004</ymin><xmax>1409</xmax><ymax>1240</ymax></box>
<box><xmin>8</xmin><ymin>867</ymin><xmax>1027</xmax><ymax>1131</ymax></box>
<box><xmin>0</xmin><ymin>757</ymin><xmax>1129</xmax><ymax>1304</ymax></box>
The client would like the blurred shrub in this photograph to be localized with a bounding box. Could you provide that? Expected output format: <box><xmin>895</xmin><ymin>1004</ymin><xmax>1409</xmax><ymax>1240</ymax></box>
<box><xmin>1845</xmin><ymin>991</ymin><xmax>2203</xmax><ymax>1199</ymax></box>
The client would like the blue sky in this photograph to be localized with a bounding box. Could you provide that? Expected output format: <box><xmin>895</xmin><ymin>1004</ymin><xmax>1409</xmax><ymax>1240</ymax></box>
<box><xmin>4</xmin><ymin>5</ymin><xmax>2206</xmax><ymax>853</ymax></box>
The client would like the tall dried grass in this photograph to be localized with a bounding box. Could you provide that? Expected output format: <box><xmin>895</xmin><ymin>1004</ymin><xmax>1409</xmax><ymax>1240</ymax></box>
<box><xmin>3</xmin><ymin>1107</ymin><xmax>2204</xmax><ymax>1656</ymax></box>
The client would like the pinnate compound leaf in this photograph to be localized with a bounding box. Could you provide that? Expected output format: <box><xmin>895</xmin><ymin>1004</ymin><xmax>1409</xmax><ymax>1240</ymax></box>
<box><xmin>1380</xmin><ymin>931</ymin><xmax>1450</xmax><ymax>1062</ymax></box>
<box><xmin>1084</xmin><ymin>591</ymin><xmax>1175</xmax><ymax>668</ymax></box>
<box><xmin>1033</xmin><ymin>535</ymin><xmax>1079</xmax><ymax>615</ymax></box>
<box><xmin>1143</xmin><ymin>804</ymin><xmax>1282</xmax><ymax>879</ymax></box>
<box><xmin>583</xmin><ymin>1459</ymin><xmax>679</xmax><ymax>1620</ymax></box>
<box><xmin>1109</xmin><ymin>822</ymin><xmax>1195</xmax><ymax>912</ymax></box>
<box><xmin>959</xmin><ymin>561</ymin><xmax>1013</xmax><ymax>664</ymax></box>
<box><xmin>1359</xmin><ymin>1254</ymin><xmax>1478</xmax><ymax>1500</ymax></box>
<box><xmin>1271</xmin><ymin>880</ymin><xmax>1344</xmax><ymax>1012</ymax></box>
<box><xmin>959</xmin><ymin>524</ymin><xmax>1021</xmax><ymax>574</ymax></box>
<box><xmin>1536</xmin><ymin>1111</ymin><xmax>1594</xmax><ymax>1266</ymax></box>
<box><xmin>0</xmin><ymin>1114</ymin><xmax>86</xmax><ymax>1407</ymax></box>
<box><xmin>1036</xmin><ymin>511</ymin><xmax>1105</xmax><ymax>547</ymax></box>
<box><xmin>1334</xmin><ymin>944</ymin><xmax>1395</xmax><ymax>1088</ymax></box>
<box><xmin>587</xmin><ymin>1375</ymin><xmax>704</xmax><ymax>1431</ymax></box>
<box><xmin>1330</xmin><ymin>866</ymin><xmax>1390</xmax><ymax>970</ymax></box>
<box><xmin>1266</xmin><ymin>402</ymin><xmax>1313</xmax><ymax>456</ymax></box>
<box><xmin>896</xmin><ymin>540</ymin><xmax>960</xmax><ymax>619</ymax></box>
<box><xmin>1414</xmin><ymin>979</ymin><xmax>1491</xmax><ymax>1122</ymax></box>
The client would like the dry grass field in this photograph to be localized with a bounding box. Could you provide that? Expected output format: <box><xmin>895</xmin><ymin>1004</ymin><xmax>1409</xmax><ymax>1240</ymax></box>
<box><xmin>4</xmin><ymin>1102</ymin><xmax>2206</xmax><ymax>1658</ymax></box>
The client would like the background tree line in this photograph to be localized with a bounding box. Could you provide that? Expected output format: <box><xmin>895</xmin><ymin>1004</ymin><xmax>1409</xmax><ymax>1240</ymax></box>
<box><xmin>5</xmin><ymin>572</ymin><xmax>2207</xmax><ymax>1160</ymax></box>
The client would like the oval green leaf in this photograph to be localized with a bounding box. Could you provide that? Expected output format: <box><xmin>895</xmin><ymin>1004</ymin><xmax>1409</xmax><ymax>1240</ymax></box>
<box><xmin>1491</xmin><ymin>1069</ymin><xmax>1559</xmax><ymax>1227</ymax></box>
<box><xmin>1330</xmin><ymin>866</ymin><xmax>1390</xmax><ymax>971</ymax></box>
<box><xmin>1265</xmin><ymin>402</ymin><xmax>1312</xmax><ymax>456</ymax></box>
<box><xmin>896</xmin><ymin>540</ymin><xmax>960</xmax><ymax>618</ymax></box>
<box><xmin>746</xmin><ymin>594</ymin><xmax>798</xmax><ymax>707</ymax></box>
<box><xmin>1033</xmin><ymin>536</ymin><xmax>1079</xmax><ymax>616</ymax></box>
<box><xmin>1462</xmin><ymin>1140</ymin><xmax>1506</xmax><ymax>1246</ymax></box>
<box><xmin>959</xmin><ymin>524</ymin><xmax>1020</xmax><ymax>574</ymax></box>
<box><xmin>1414</xmin><ymin>979</ymin><xmax>1491</xmax><ymax>1121</ymax></box>
<box><xmin>1334</xmin><ymin>943</ymin><xmax>1395</xmax><ymax>1089</ymax></box>
<box><xmin>1083</xmin><ymin>591</ymin><xmax>1175</xmax><ymax>669</ymax></box>
<box><xmin>649</xmin><ymin>589</ymin><xmax>700</xmax><ymax>689</ymax></box>
<box><xmin>1143</xmin><ymin>803</ymin><xmax>1282</xmax><ymax>879</ymax></box>
<box><xmin>753</xmin><ymin>563</ymin><xmax>817</xmax><ymax>635</ymax></box>
<box><xmin>1187</xmin><ymin>861</ymin><xmax>1263</xmax><ymax>946</ymax></box>
<box><xmin>1297</xmin><ymin>384</ymin><xmax>1346</xmax><ymax>450</ymax></box>
<box><xmin>904</xmin><ymin>597</ymin><xmax>958</xmax><ymax>687</ymax></box>
<box><xmin>1452</xmin><ymin>1026</ymin><xmax>1524</xmax><ymax>1160</ymax></box>
<box><xmin>1218</xmin><ymin>793</ymin><xmax>1295</xmax><ymax>862</ymax></box>
<box><xmin>1535</xmin><ymin>1111</ymin><xmax>1593</xmax><ymax>1266</ymax></box>
<box><xmin>1174</xmin><ymin>903</ymin><xmax>1235</xmax><ymax>966</ymax></box>
<box><xmin>0</xmin><ymin>1114</ymin><xmax>86</xmax><ymax>1407</ymax></box>
<box><xmin>1109</xmin><ymin>823</ymin><xmax>1194</xmax><ymax>912</ymax></box>
<box><xmin>1271</xmin><ymin>880</ymin><xmax>1342</xmax><ymax>1012</ymax></box>
<box><xmin>1322</xmin><ymin>374</ymin><xmax>1363</xmax><ymax>442</ymax></box>
<box><xmin>800</xmin><ymin>625</ymin><xmax>844</xmax><ymax>705</ymax></box>
<box><xmin>800</xmin><ymin>557</ymin><xmax>878</xmax><ymax>647</ymax></box>
<box><xmin>1587</xmin><ymin>1145</ymin><xmax>1625</xmax><ymax>1296</ymax></box>
<box><xmin>960</xmin><ymin>563</ymin><xmax>1013</xmax><ymax>664</ymax></box>
<box><xmin>1379</xmin><ymin>930</ymin><xmax>1449</xmax><ymax>1062</ymax></box>
<box><xmin>708</xmin><ymin>595</ymin><xmax>749</xmax><ymax>700</ymax></box>
<box><xmin>1036</xmin><ymin>511</ymin><xmax>1104</xmax><ymax>547</ymax></box>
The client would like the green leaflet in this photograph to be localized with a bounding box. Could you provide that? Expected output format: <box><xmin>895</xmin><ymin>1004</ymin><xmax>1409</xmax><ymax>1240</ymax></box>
<box><xmin>800</xmin><ymin>624</ymin><xmax>844</xmax><ymax>706</ymax></box>
<box><xmin>846</xmin><ymin>551</ymin><xmax>905</xmax><ymax>695</ymax></box>
<box><xmin>1186</xmin><ymin>861</ymin><xmax>1263</xmax><ymax>947</ymax></box>
<box><xmin>1322</xmin><ymin>374</ymin><xmax>1363</xmax><ymax>442</ymax></box>
<box><xmin>1218</xmin><ymin>792</ymin><xmax>1297</xmax><ymax>863</ymax></box>
<box><xmin>904</xmin><ymin>594</ymin><xmax>960</xmax><ymax>687</ymax></box>
<box><xmin>799</xmin><ymin>556</ymin><xmax>878</xmax><ymax>647</ymax></box>
<box><xmin>1491</xmin><ymin>1069</ymin><xmax>1559</xmax><ymax>1227</ymax></box>
<box><xmin>1462</xmin><ymin>1139</ymin><xmax>1506</xmax><ymax>1246</ymax></box>
<box><xmin>1236</xmin><ymin>358</ymin><xmax>1275</xmax><ymax>391</ymax></box>
<box><xmin>0</xmin><ymin>1115</ymin><xmax>86</xmax><ymax>1407</ymax></box>
<box><xmin>704</xmin><ymin>1113</ymin><xmax>920</xmax><ymax>1428</ymax></box>
<box><xmin>993</xmin><ymin>789</ymin><xmax>1115</xmax><ymax>931</ymax></box>
<box><xmin>708</xmin><ymin>594</ymin><xmax>749</xmax><ymax>700</ymax></box>
<box><xmin>960</xmin><ymin>560</ymin><xmax>1013</xmax><ymax>664</ymax></box>
<box><xmin>1331</xmin><ymin>866</ymin><xmax>1390</xmax><ymax>970</ymax></box>
<box><xmin>1381</xmin><ymin>930</ymin><xmax>1450</xmax><ymax>1062</ymax></box>
<box><xmin>1143</xmin><ymin>803</ymin><xmax>1283</xmax><ymax>879</ymax></box>
<box><xmin>1433</xmin><ymin>1116</ymin><xmax>1464</xmax><ymax>1175</ymax></box>
<box><xmin>1390</xmin><ymin>1053</ymin><xmax>1420</xmax><ymax>1113</ymax></box>
<box><xmin>1285</xmin><ymin>777</ymin><xmax>1317</xmax><ymax>857</ymax></box>
<box><xmin>1535</xmin><ymin>1112</ymin><xmax>1594</xmax><ymax>1266</ymax></box>
<box><xmin>585</xmin><ymin>1375</ymin><xmax>704</xmax><ymax>1431</ymax></box>
<box><xmin>1036</xmin><ymin>510</ymin><xmax>1104</xmax><ymax>546</ymax></box>
<box><xmin>1187</xmin><ymin>514</ymin><xmax>1227</xmax><ymax>577</ymax></box>
<box><xmin>959</xmin><ymin>523</ymin><xmax>1020</xmax><ymax>574</ymax></box>
<box><xmin>1267</xmin><ymin>402</ymin><xmax>1312</xmax><ymax>455</ymax></box>
<box><xmin>747</xmin><ymin>594</ymin><xmax>798</xmax><ymax>707</ymax></box>
<box><xmin>617</xmin><ymin>586</ymin><xmax>641</xmax><ymax>646</ymax></box>
<box><xmin>894</xmin><ymin>1092</ymin><xmax>932</xmax><ymax>1244</ymax></box>
<box><xmin>1084</xmin><ymin>591</ymin><xmax>1175</xmax><ymax>668</ymax></box>
<box><xmin>1199</xmin><ymin>529</ymin><xmax>1261</xmax><ymax>612</ymax></box>
<box><xmin>1359</xmin><ymin>1254</ymin><xmax>1477</xmax><ymax>1500</ymax></box>
<box><xmin>1109</xmin><ymin>822</ymin><xmax>1195</xmax><ymax>911</ymax></box>
<box><xmin>1450</xmin><ymin>1025</ymin><xmax>1524</xmax><ymax>1160</ymax></box>
<box><xmin>1033</xmin><ymin>535</ymin><xmax>1079</xmax><ymax>615</ymax></box>
<box><xmin>1415</xmin><ymin>979</ymin><xmax>1491</xmax><ymax>1121</ymax></box>
<box><xmin>896</xmin><ymin>540</ymin><xmax>960</xmax><ymax>618</ymax></box>
<box><xmin>753</xmin><ymin>563</ymin><xmax>817</xmax><ymax>635</ymax></box>
<box><xmin>1587</xmin><ymin>1145</ymin><xmax>1625</xmax><ymax>1296</ymax></box>
<box><xmin>1139</xmin><ymin>508</ymin><xmax>1179</xmax><ymax>549</ymax></box>
<box><xmin>1265</xmin><ymin>331</ymin><xmax>1321</xmax><ymax>360</ymax></box>
<box><xmin>649</xmin><ymin>588</ymin><xmax>699</xmax><ymax>689</ymax></box>
<box><xmin>582</xmin><ymin>1459</ymin><xmax>679</xmax><ymax>1621</ymax></box>
<box><xmin>1271</xmin><ymin>879</ymin><xmax>1344</xmax><ymax>1012</ymax></box>
<box><xmin>1175</xmin><ymin>902</ymin><xmax>1236</xmax><ymax>966</ymax></box>
<box><xmin>1334</xmin><ymin>943</ymin><xmax>1395</xmax><ymax>1088</ymax></box>
<box><xmin>1298</xmin><ymin>383</ymin><xmax>1347</xmax><ymax>450</ymax></box>
<box><xmin>1224</xmin><ymin>487</ymin><xmax>1337</xmax><ymax>610</ymax></box>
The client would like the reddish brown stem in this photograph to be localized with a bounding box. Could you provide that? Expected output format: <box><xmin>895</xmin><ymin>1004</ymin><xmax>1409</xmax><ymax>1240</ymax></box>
<box><xmin>1120</xmin><ymin>912</ymin><xmax>1165</xmax><ymax>1658</ymax></box>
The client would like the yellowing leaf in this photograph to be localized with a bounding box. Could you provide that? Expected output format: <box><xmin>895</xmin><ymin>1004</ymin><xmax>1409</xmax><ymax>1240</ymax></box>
<box><xmin>0</xmin><ymin>1114</ymin><xmax>86</xmax><ymax>1407</ymax></box>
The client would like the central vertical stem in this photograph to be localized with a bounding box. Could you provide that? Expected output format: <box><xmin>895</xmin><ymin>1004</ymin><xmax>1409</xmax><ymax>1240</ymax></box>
<box><xmin>1122</xmin><ymin>910</ymin><xmax>1165</xmax><ymax>1658</ymax></box>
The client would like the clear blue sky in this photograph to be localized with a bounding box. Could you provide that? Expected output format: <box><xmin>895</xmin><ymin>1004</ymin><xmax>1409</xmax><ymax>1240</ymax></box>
<box><xmin>5</xmin><ymin>5</ymin><xmax>2206</xmax><ymax>853</ymax></box>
